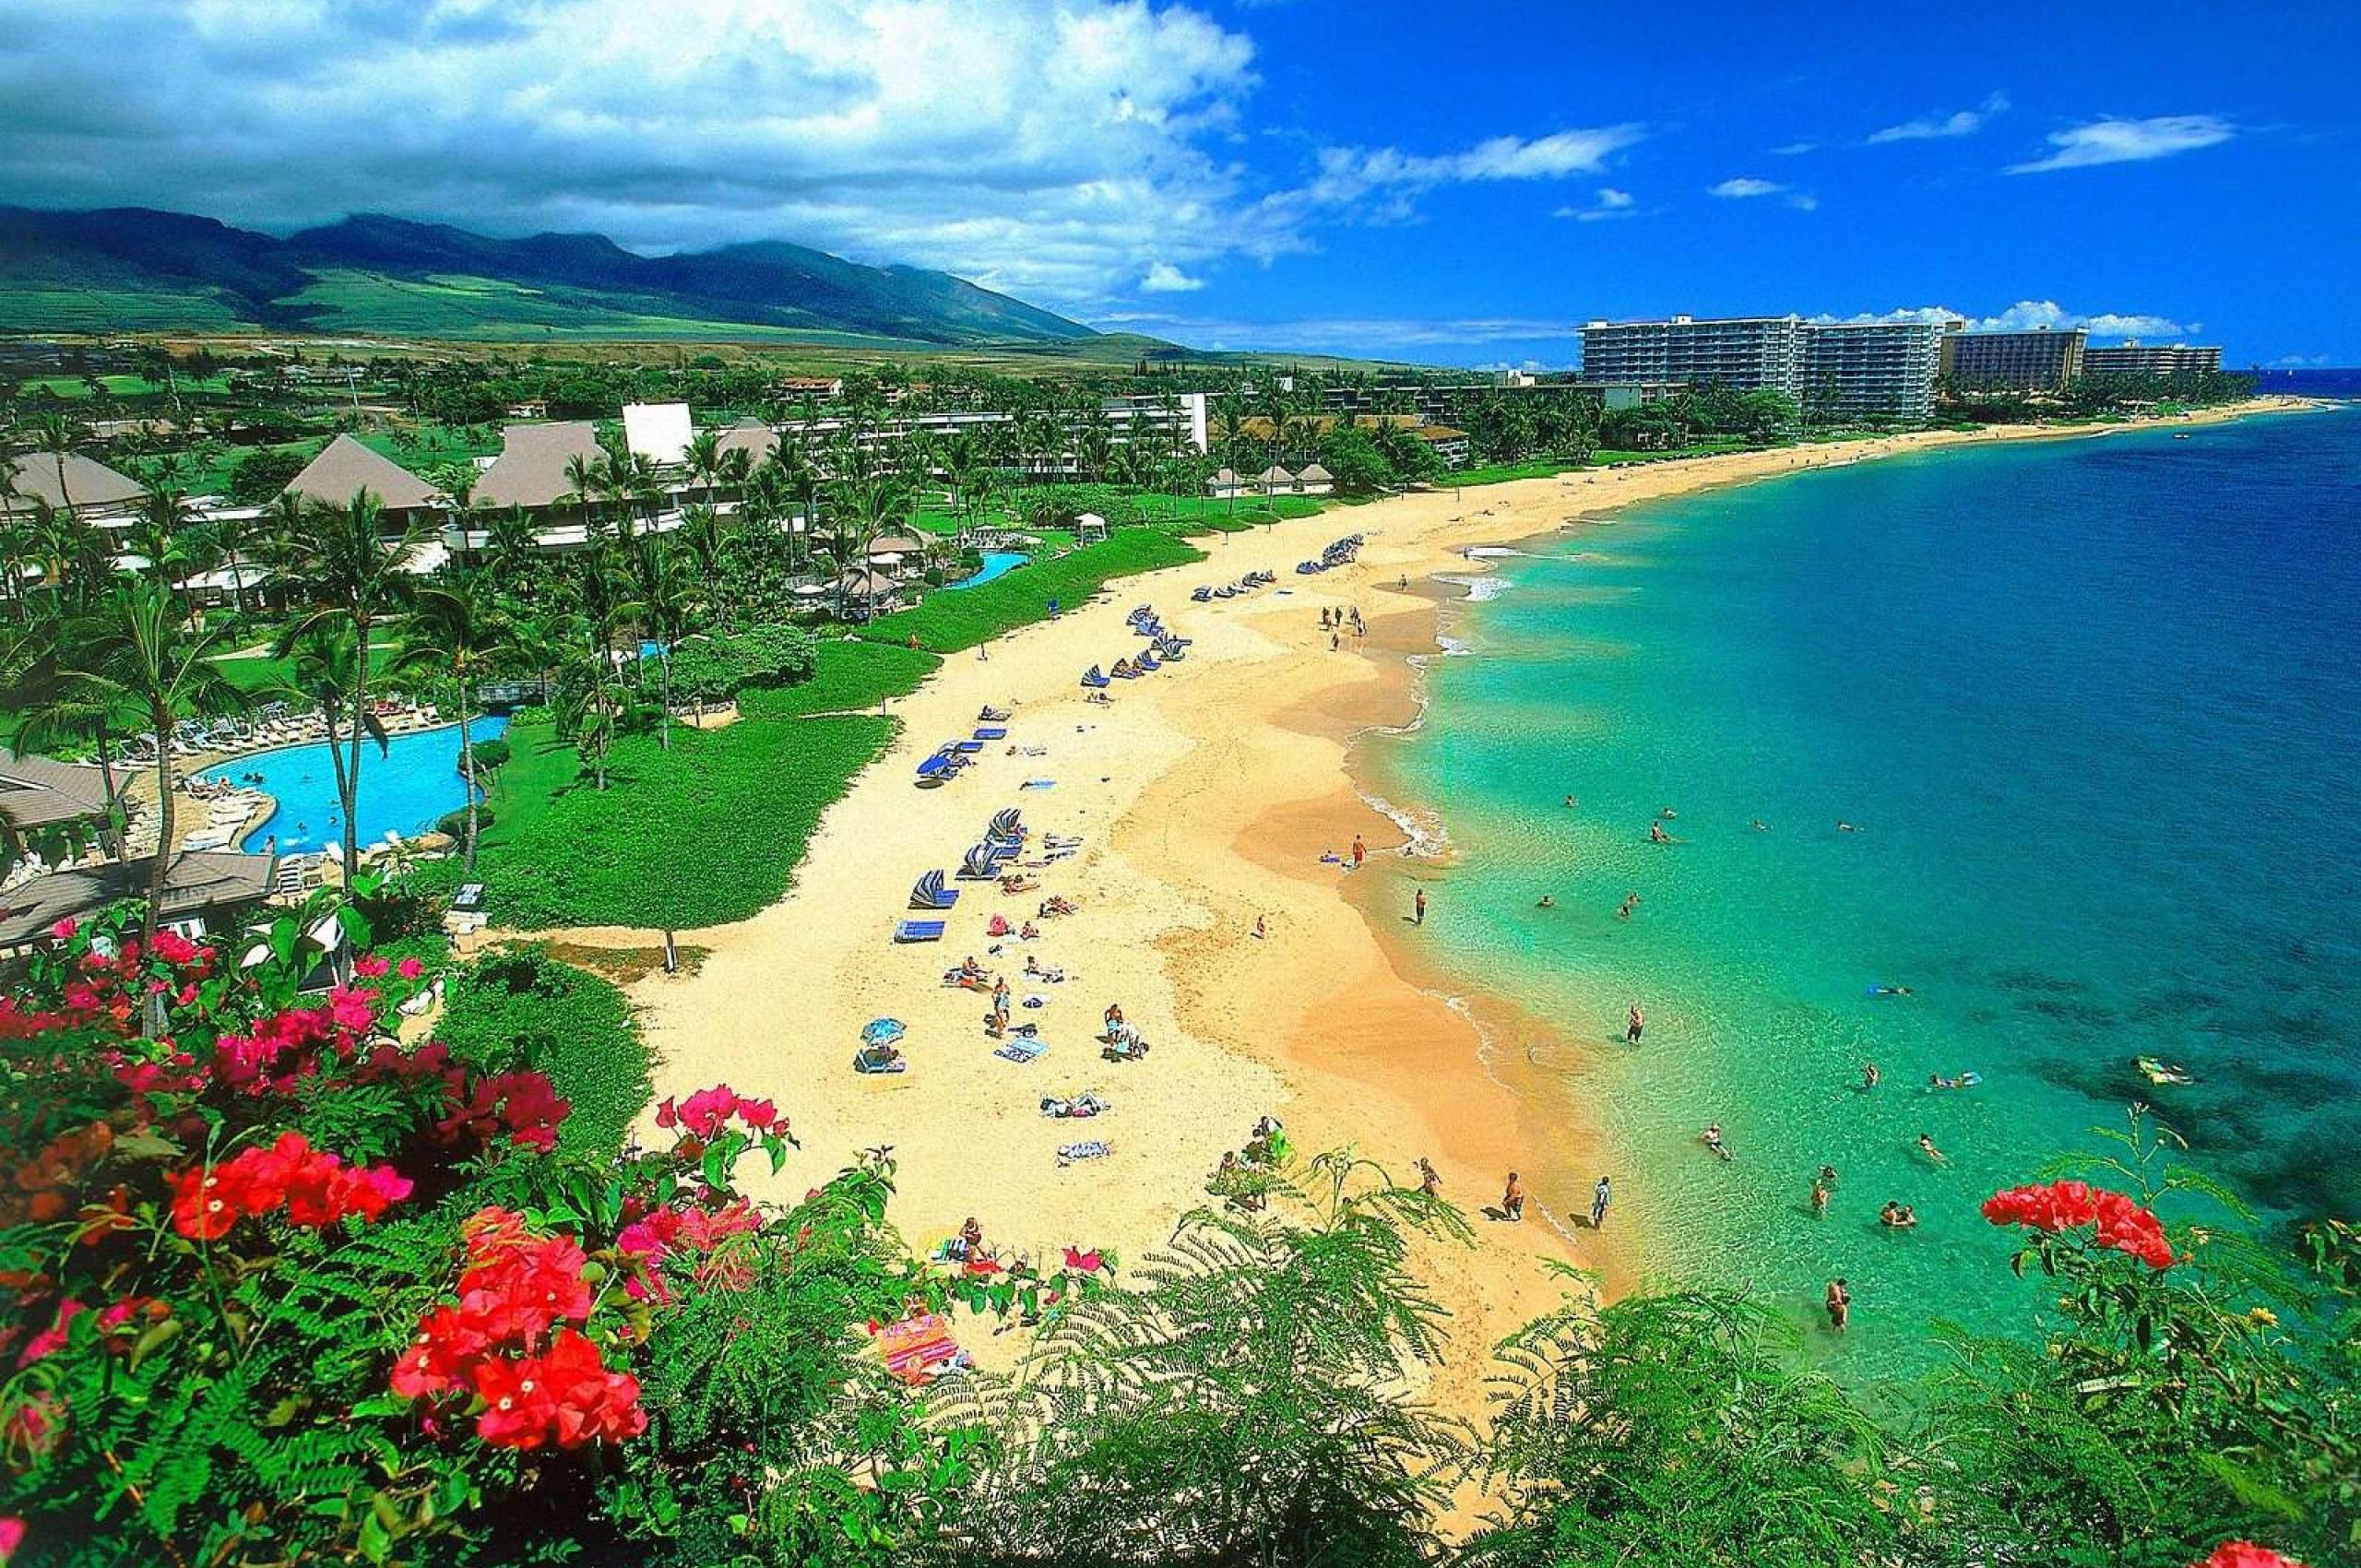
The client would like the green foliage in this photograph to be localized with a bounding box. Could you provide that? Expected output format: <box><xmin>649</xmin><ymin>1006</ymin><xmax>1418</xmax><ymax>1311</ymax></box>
<box><xmin>863</xmin><ymin>529</ymin><xmax>1203</xmax><ymax>653</ymax></box>
<box><xmin>462</xmin><ymin>735</ymin><xmax>512</xmax><ymax>773</ymax></box>
<box><xmin>434</xmin><ymin>947</ymin><xmax>651</xmax><ymax>1157</ymax></box>
<box><xmin>224</xmin><ymin>443</ymin><xmax>311</xmax><ymax>505</ymax></box>
<box><xmin>737</xmin><ymin>640</ymin><xmax>940</xmax><ymax>718</ymax></box>
<box><xmin>444</xmin><ymin>713</ymin><xmax>897</xmax><ymax>929</ymax></box>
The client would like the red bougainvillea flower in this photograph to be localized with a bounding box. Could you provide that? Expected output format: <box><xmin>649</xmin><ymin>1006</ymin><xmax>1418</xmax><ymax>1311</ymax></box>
<box><xmin>537</xmin><ymin>1328</ymin><xmax>647</xmax><ymax>1447</ymax></box>
<box><xmin>352</xmin><ymin>955</ymin><xmax>390</xmax><ymax>979</ymax></box>
<box><xmin>0</xmin><ymin>1515</ymin><xmax>24</xmax><ymax>1562</ymax></box>
<box><xmin>653</xmin><ymin>1084</ymin><xmax>782</xmax><ymax>1141</ymax></box>
<box><xmin>1983</xmin><ymin>1180</ymin><xmax>2177</xmax><ymax>1270</ymax></box>
<box><xmin>2193</xmin><ymin>1544</ymin><xmax>2308</xmax><ymax>1568</ymax></box>
<box><xmin>47</xmin><ymin>918</ymin><xmax>76</xmax><ymax>942</ymax></box>
<box><xmin>397</xmin><ymin>956</ymin><xmax>425</xmax><ymax>980</ymax></box>
<box><xmin>469</xmin><ymin>1349</ymin><xmax>563</xmax><ymax>1449</ymax></box>
<box><xmin>167</xmin><ymin>1132</ymin><xmax>409</xmax><ymax>1240</ymax></box>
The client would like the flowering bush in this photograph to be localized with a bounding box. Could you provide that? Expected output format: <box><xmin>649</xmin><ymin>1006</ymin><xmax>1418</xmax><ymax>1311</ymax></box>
<box><xmin>2193</xmin><ymin>1544</ymin><xmax>2308</xmax><ymax>1568</ymax></box>
<box><xmin>1983</xmin><ymin>1178</ymin><xmax>2177</xmax><ymax>1270</ymax></box>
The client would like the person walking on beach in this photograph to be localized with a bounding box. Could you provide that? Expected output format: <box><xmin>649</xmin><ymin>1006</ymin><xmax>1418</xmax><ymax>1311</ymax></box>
<box><xmin>1416</xmin><ymin>1158</ymin><xmax>1442</xmax><ymax>1197</ymax></box>
<box><xmin>1351</xmin><ymin>833</ymin><xmax>1366</xmax><ymax>869</ymax></box>
<box><xmin>1825</xmin><ymin>1278</ymin><xmax>1851</xmax><ymax>1334</ymax></box>
<box><xmin>1591</xmin><ymin>1175</ymin><xmax>1611</xmax><ymax>1229</ymax></box>
<box><xmin>1626</xmin><ymin>1005</ymin><xmax>1645</xmax><ymax>1046</ymax></box>
<box><xmin>1414</xmin><ymin>887</ymin><xmax>1428</xmax><ymax>925</ymax></box>
<box><xmin>1501</xmin><ymin>1170</ymin><xmax>1525</xmax><ymax>1221</ymax></box>
<box><xmin>1252</xmin><ymin>914</ymin><xmax>1267</xmax><ymax>940</ymax></box>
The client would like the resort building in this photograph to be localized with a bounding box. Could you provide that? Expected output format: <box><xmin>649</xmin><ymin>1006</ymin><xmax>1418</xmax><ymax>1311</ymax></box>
<box><xmin>622</xmin><ymin>401</ymin><xmax>695</xmax><ymax>466</ymax></box>
<box><xmin>472</xmin><ymin>421</ymin><xmax>605</xmax><ymax>514</ymax></box>
<box><xmin>0</xmin><ymin>746</ymin><xmax>113</xmax><ymax>863</ymax></box>
<box><xmin>0</xmin><ymin>850</ymin><xmax>277</xmax><ymax>952</ymax></box>
<box><xmin>3</xmin><ymin>451</ymin><xmax>146</xmax><ymax>525</ymax></box>
<box><xmin>1798</xmin><ymin>320</ymin><xmax>1944</xmax><ymax>422</ymax></box>
<box><xmin>2081</xmin><ymin>342</ymin><xmax>2225</xmax><ymax>378</ymax></box>
<box><xmin>279</xmin><ymin>434</ymin><xmax>444</xmax><ymax>525</ymax></box>
<box><xmin>1578</xmin><ymin>315</ymin><xmax>1807</xmax><ymax>398</ymax></box>
<box><xmin>1579</xmin><ymin>314</ymin><xmax>1941</xmax><ymax>420</ymax></box>
<box><xmin>1940</xmin><ymin>327</ymin><xmax>2086</xmax><ymax>391</ymax></box>
<box><xmin>1575</xmin><ymin>381</ymin><xmax>1685</xmax><ymax>410</ymax></box>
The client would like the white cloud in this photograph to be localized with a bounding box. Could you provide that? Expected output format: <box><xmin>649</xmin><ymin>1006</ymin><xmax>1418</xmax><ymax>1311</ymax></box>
<box><xmin>1868</xmin><ymin>92</ymin><xmax>2009</xmax><ymax>145</ymax></box>
<box><xmin>1821</xmin><ymin>300</ymin><xmax>2192</xmax><ymax>340</ymax></box>
<box><xmin>2007</xmin><ymin>113</ymin><xmax>2235</xmax><ymax>173</ymax></box>
<box><xmin>1281</xmin><ymin>125</ymin><xmax>1645</xmax><ymax>221</ymax></box>
<box><xmin>1709</xmin><ymin>177</ymin><xmax>1786</xmax><ymax>198</ymax></box>
<box><xmin>1771</xmin><ymin>141</ymin><xmax>1818</xmax><ymax>156</ymax></box>
<box><xmin>2272</xmin><ymin>353</ymin><xmax>2329</xmax><ymax>367</ymax></box>
<box><xmin>1786</xmin><ymin>193</ymin><xmax>1820</xmax><ymax>212</ymax></box>
<box><xmin>1140</xmin><ymin>262</ymin><xmax>1204</xmax><ymax>293</ymax></box>
<box><xmin>1555</xmin><ymin>186</ymin><xmax>1640</xmax><ymax>222</ymax></box>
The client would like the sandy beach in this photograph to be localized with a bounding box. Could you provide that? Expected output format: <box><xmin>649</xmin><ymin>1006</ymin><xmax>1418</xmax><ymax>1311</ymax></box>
<box><xmin>586</xmin><ymin>398</ymin><xmax>2313</xmax><ymax>1409</ymax></box>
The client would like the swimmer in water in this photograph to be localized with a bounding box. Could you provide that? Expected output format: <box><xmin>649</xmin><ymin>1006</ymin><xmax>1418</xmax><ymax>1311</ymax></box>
<box><xmin>1750</xmin><ymin>818</ymin><xmax>1769</xmax><ymax>832</ymax></box>
<box><xmin>1917</xmin><ymin>1132</ymin><xmax>1947</xmax><ymax>1164</ymax></box>
<box><xmin>1617</xmin><ymin>892</ymin><xmax>1642</xmax><ymax>921</ymax></box>
<box><xmin>1563</xmin><ymin>794</ymin><xmax>1578</xmax><ymax>809</ymax></box>
<box><xmin>1818</xmin><ymin>1163</ymin><xmax>1839</xmax><ymax>1189</ymax></box>
<box><xmin>1649</xmin><ymin>821</ymin><xmax>1671</xmax><ymax>845</ymax></box>
<box><xmin>1837</xmin><ymin>820</ymin><xmax>1860</xmax><ymax>833</ymax></box>
<box><xmin>1811</xmin><ymin>1178</ymin><xmax>1830</xmax><ymax>1218</ymax></box>
<box><xmin>1659</xmin><ymin>807</ymin><xmax>1678</xmax><ymax>821</ymax></box>
<box><xmin>1537</xmin><ymin>895</ymin><xmax>1555</xmax><ymax>909</ymax></box>
<box><xmin>1862</xmin><ymin>1062</ymin><xmax>1880</xmax><ymax>1090</ymax></box>
<box><xmin>1702</xmin><ymin>1123</ymin><xmax>1732</xmax><ymax>1162</ymax></box>
<box><xmin>1872</xmin><ymin>985</ymin><xmax>1914</xmax><ymax>997</ymax></box>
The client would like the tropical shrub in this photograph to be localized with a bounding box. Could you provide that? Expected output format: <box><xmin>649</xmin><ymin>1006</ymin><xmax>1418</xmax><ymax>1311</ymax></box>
<box><xmin>432</xmin><ymin>947</ymin><xmax>649</xmax><ymax>1157</ymax></box>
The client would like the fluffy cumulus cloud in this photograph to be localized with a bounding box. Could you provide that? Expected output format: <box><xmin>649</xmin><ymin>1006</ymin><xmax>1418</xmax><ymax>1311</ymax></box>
<box><xmin>0</xmin><ymin>0</ymin><xmax>1650</xmax><ymax>310</ymax></box>
<box><xmin>1868</xmin><ymin>92</ymin><xmax>2009</xmax><ymax>144</ymax></box>
<box><xmin>1821</xmin><ymin>300</ymin><xmax>2193</xmax><ymax>340</ymax></box>
<box><xmin>2008</xmin><ymin>113</ymin><xmax>2235</xmax><ymax>173</ymax></box>
<box><xmin>1709</xmin><ymin>177</ymin><xmax>1785</xmax><ymax>198</ymax></box>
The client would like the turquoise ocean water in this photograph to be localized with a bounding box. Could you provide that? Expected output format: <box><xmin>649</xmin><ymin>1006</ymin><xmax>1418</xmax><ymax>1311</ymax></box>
<box><xmin>1366</xmin><ymin>411</ymin><xmax>2361</xmax><ymax>1372</ymax></box>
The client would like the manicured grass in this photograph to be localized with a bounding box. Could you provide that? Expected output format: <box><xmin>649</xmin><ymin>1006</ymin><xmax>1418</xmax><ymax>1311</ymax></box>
<box><xmin>11</xmin><ymin>372</ymin><xmax>236</xmax><ymax>398</ymax></box>
<box><xmin>737</xmin><ymin>640</ymin><xmax>940</xmax><ymax>717</ymax></box>
<box><xmin>433</xmin><ymin>947</ymin><xmax>650</xmax><ymax>1158</ymax></box>
<box><xmin>437</xmin><ymin>709</ymin><xmax>899</xmax><ymax>930</ymax></box>
<box><xmin>861</xmin><ymin>528</ymin><xmax>1204</xmax><ymax>653</ymax></box>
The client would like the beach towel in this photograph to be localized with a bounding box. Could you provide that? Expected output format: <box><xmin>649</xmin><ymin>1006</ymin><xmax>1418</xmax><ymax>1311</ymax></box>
<box><xmin>974</xmin><ymin>727</ymin><xmax>1009</xmax><ymax>741</ymax></box>
<box><xmin>955</xmin><ymin>740</ymin><xmax>985</xmax><ymax>754</ymax></box>
<box><xmin>1021</xmin><ymin>778</ymin><xmax>1056</xmax><ymax>790</ymax></box>
<box><xmin>894</xmin><ymin>920</ymin><xmax>945</xmax><ymax>944</ymax></box>
<box><xmin>875</xmin><ymin>1313</ymin><xmax>966</xmax><ymax>1385</ymax></box>
<box><xmin>1057</xmin><ymin>1140</ymin><xmax>1113</xmax><ymax>1166</ymax></box>
<box><xmin>994</xmin><ymin>1037</ymin><xmax>1048</xmax><ymax>1063</ymax></box>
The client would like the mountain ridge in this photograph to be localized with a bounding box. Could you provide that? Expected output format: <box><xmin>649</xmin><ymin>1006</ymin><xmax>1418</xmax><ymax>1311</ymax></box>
<box><xmin>0</xmin><ymin>206</ymin><xmax>1097</xmax><ymax>345</ymax></box>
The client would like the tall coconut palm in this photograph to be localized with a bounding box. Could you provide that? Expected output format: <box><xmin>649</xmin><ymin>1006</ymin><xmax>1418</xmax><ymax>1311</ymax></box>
<box><xmin>5</xmin><ymin>621</ymin><xmax>130</xmax><ymax>860</ymax></box>
<box><xmin>68</xmin><ymin>579</ymin><xmax>246</xmax><ymax>952</ymax></box>
<box><xmin>273</xmin><ymin>490</ymin><xmax>431</xmax><ymax>873</ymax></box>
<box><xmin>28</xmin><ymin>410</ymin><xmax>84</xmax><ymax>520</ymax></box>
<box><xmin>685</xmin><ymin>427</ymin><xmax>724</xmax><ymax>513</ymax></box>
<box><xmin>627</xmin><ymin>534</ymin><xmax>698</xmax><ymax>750</ymax></box>
<box><xmin>485</xmin><ymin>506</ymin><xmax>541</xmax><ymax>597</ymax></box>
<box><xmin>390</xmin><ymin>570</ymin><xmax>513</xmax><ymax>870</ymax></box>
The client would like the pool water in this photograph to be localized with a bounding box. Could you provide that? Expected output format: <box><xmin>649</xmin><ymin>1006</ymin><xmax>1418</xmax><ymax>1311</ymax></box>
<box><xmin>947</xmin><ymin>551</ymin><xmax>1029</xmax><ymax>589</ymax></box>
<box><xmin>202</xmin><ymin>718</ymin><xmax>510</xmax><ymax>855</ymax></box>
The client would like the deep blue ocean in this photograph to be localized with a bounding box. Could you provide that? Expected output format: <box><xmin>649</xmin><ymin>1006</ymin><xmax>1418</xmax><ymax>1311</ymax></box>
<box><xmin>1370</xmin><ymin>410</ymin><xmax>2361</xmax><ymax>1371</ymax></box>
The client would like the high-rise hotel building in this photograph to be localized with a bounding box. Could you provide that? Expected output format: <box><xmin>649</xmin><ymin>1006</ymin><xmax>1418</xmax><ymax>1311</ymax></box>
<box><xmin>2081</xmin><ymin>342</ymin><xmax>2225</xmax><ymax>378</ymax></box>
<box><xmin>1940</xmin><ymin>327</ymin><xmax>2087</xmax><ymax>391</ymax></box>
<box><xmin>1578</xmin><ymin>314</ymin><xmax>1942</xmax><ymax>420</ymax></box>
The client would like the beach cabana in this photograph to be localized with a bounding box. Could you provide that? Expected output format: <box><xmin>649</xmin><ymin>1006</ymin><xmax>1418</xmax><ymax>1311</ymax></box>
<box><xmin>1296</xmin><ymin>462</ymin><xmax>1335</xmax><ymax>496</ymax></box>
<box><xmin>1074</xmin><ymin>513</ymin><xmax>1109</xmax><ymax>545</ymax></box>
<box><xmin>1080</xmin><ymin>665</ymin><xmax>1109</xmax><ymax>689</ymax></box>
<box><xmin>989</xmin><ymin>808</ymin><xmax>1023</xmax><ymax>839</ymax></box>
<box><xmin>1257</xmin><ymin>465</ymin><xmax>1296</xmax><ymax>494</ymax></box>
<box><xmin>909</xmin><ymin>871</ymin><xmax>959</xmax><ymax>910</ymax></box>
<box><xmin>956</xmin><ymin>844</ymin><xmax>1001</xmax><ymax>880</ymax></box>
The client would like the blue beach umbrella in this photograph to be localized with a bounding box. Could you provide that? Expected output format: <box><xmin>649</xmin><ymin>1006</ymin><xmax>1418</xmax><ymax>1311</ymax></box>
<box><xmin>861</xmin><ymin>1018</ymin><xmax>908</xmax><ymax>1048</ymax></box>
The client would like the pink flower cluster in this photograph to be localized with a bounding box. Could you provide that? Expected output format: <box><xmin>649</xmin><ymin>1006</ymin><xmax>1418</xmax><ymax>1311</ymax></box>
<box><xmin>390</xmin><ymin>1207</ymin><xmax>645</xmax><ymax>1451</ymax></box>
<box><xmin>616</xmin><ymin>1199</ymin><xmax>764</xmax><ymax>1301</ymax></box>
<box><xmin>1982</xmin><ymin>1180</ymin><xmax>2176</xmax><ymax>1271</ymax></box>
<box><xmin>2193</xmin><ymin>1545</ymin><xmax>2308</xmax><ymax>1568</ymax></box>
<box><xmin>653</xmin><ymin>1084</ymin><xmax>779</xmax><ymax>1141</ymax></box>
<box><xmin>12</xmin><ymin>1296</ymin><xmax>156</xmax><ymax>1367</ymax></box>
<box><xmin>167</xmin><ymin>1132</ymin><xmax>412</xmax><ymax>1241</ymax></box>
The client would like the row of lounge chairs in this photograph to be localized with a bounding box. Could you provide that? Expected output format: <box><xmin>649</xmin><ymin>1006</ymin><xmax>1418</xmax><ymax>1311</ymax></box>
<box><xmin>1190</xmin><ymin>569</ymin><xmax>1276</xmax><ymax>603</ymax></box>
<box><xmin>1296</xmin><ymin>533</ymin><xmax>1367</xmax><ymax>576</ymax></box>
<box><xmin>1079</xmin><ymin>604</ymin><xmax>1193</xmax><ymax>689</ymax></box>
<box><xmin>898</xmin><ymin>809</ymin><xmax>1032</xmax><ymax>939</ymax></box>
<box><xmin>915</xmin><ymin>707</ymin><xmax>1018</xmax><ymax>788</ymax></box>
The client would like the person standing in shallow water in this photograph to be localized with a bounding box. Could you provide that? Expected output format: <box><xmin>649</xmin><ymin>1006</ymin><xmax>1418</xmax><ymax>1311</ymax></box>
<box><xmin>1825</xmin><ymin>1277</ymin><xmax>1851</xmax><ymax>1334</ymax></box>
<box><xmin>1591</xmin><ymin>1175</ymin><xmax>1611</xmax><ymax>1229</ymax></box>
<box><xmin>1626</xmin><ymin>1005</ymin><xmax>1644</xmax><ymax>1045</ymax></box>
<box><xmin>1413</xmin><ymin>887</ymin><xmax>1427</xmax><ymax>925</ymax></box>
<box><xmin>1501</xmin><ymin>1170</ymin><xmax>1525</xmax><ymax>1221</ymax></box>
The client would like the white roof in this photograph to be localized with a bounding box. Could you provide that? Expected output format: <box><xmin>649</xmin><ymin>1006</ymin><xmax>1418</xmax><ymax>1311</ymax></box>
<box><xmin>623</xmin><ymin>402</ymin><xmax>694</xmax><ymax>466</ymax></box>
<box><xmin>1075</xmin><ymin>512</ymin><xmax>1108</xmax><ymax>527</ymax></box>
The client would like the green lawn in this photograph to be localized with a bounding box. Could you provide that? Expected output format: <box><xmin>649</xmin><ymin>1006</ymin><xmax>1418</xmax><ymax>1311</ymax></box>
<box><xmin>737</xmin><ymin>640</ymin><xmax>940</xmax><ymax>718</ymax></box>
<box><xmin>433</xmin><ymin>707</ymin><xmax>899</xmax><ymax>930</ymax></box>
<box><xmin>11</xmin><ymin>372</ymin><xmax>237</xmax><ymax>399</ymax></box>
<box><xmin>861</xmin><ymin>528</ymin><xmax>1204</xmax><ymax>653</ymax></box>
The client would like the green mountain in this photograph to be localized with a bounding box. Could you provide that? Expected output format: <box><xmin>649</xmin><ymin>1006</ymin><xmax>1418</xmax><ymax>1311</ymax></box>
<box><xmin>0</xmin><ymin>207</ymin><xmax>1098</xmax><ymax>345</ymax></box>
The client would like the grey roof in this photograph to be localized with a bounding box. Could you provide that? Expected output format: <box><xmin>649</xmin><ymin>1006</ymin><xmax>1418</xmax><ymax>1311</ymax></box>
<box><xmin>0</xmin><ymin>747</ymin><xmax>113</xmax><ymax>831</ymax></box>
<box><xmin>5</xmin><ymin>453</ymin><xmax>145</xmax><ymax>515</ymax></box>
<box><xmin>0</xmin><ymin>851</ymin><xmax>275</xmax><ymax>946</ymax></box>
<box><xmin>716</xmin><ymin>421</ymin><xmax>777</xmax><ymax>464</ymax></box>
<box><xmin>836</xmin><ymin>567</ymin><xmax>900</xmax><ymax>597</ymax></box>
<box><xmin>473</xmin><ymin>422</ymin><xmax>604</xmax><ymax>511</ymax></box>
<box><xmin>281</xmin><ymin>434</ymin><xmax>441</xmax><ymax>512</ymax></box>
<box><xmin>1296</xmin><ymin>463</ymin><xmax>1334</xmax><ymax>481</ymax></box>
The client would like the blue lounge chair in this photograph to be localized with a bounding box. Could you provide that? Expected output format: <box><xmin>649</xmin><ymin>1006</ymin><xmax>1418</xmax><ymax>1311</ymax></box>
<box><xmin>910</xmin><ymin>871</ymin><xmax>959</xmax><ymax>911</ymax></box>
<box><xmin>1081</xmin><ymin>665</ymin><xmax>1109</xmax><ymax>689</ymax></box>
<box><xmin>1135</xmin><ymin>652</ymin><xmax>1159</xmax><ymax>672</ymax></box>
<box><xmin>894</xmin><ymin>921</ymin><xmax>946</xmax><ymax>944</ymax></box>
<box><xmin>1191</xmin><ymin>586</ymin><xmax>1212</xmax><ymax>602</ymax></box>
<box><xmin>991</xmin><ymin>808</ymin><xmax>1023</xmax><ymax>837</ymax></box>
<box><xmin>955</xmin><ymin>740</ymin><xmax>985</xmax><ymax>754</ymax></box>
<box><xmin>956</xmin><ymin>843</ymin><xmax>1002</xmax><ymax>880</ymax></box>
<box><xmin>854</xmin><ymin>1047</ymin><xmax>909</xmax><ymax>1074</ymax></box>
<box><xmin>974</xmin><ymin>726</ymin><xmax>1009</xmax><ymax>741</ymax></box>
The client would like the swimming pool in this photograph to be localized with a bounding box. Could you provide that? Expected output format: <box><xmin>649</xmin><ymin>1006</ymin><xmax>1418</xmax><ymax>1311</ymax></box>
<box><xmin>199</xmin><ymin>718</ymin><xmax>510</xmax><ymax>855</ymax></box>
<box><xmin>946</xmin><ymin>551</ymin><xmax>1028</xmax><ymax>589</ymax></box>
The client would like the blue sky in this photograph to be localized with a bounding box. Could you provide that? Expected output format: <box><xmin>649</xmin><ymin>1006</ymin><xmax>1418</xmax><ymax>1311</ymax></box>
<box><xmin>2</xmin><ymin>1</ymin><xmax>2353</xmax><ymax>366</ymax></box>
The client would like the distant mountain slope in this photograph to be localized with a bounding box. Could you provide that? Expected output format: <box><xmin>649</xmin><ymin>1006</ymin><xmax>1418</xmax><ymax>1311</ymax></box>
<box><xmin>0</xmin><ymin>207</ymin><xmax>1097</xmax><ymax>345</ymax></box>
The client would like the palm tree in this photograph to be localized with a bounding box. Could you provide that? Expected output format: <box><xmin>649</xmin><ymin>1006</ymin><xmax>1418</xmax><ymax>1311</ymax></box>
<box><xmin>28</xmin><ymin>410</ymin><xmax>85</xmax><ymax>520</ymax></box>
<box><xmin>125</xmin><ymin>483</ymin><xmax>201</xmax><ymax>601</ymax></box>
<box><xmin>68</xmin><ymin>579</ymin><xmax>246</xmax><ymax>952</ymax></box>
<box><xmin>485</xmin><ymin>506</ymin><xmax>541</xmax><ymax>596</ymax></box>
<box><xmin>5</xmin><ymin>621</ymin><xmax>130</xmax><ymax>860</ymax></box>
<box><xmin>390</xmin><ymin>570</ymin><xmax>513</xmax><ymax>870</ymax></box>
<box><xmin>685</xmin><ymin>427</ymin><xmax>724</xmax><ymax>513</ymax></box>
<box><xmin>564</xmin><ymin>451</ymin><xmax>603</xmax><ymax>539</ymax></box>
<box><xmin>273</xmin><ymin>490</ymin><xmax>432</xmax><ymax>873</ymax></box>
<box><xmin>625</xmin><ymin>533</ymin><xmax>698</xmax><ymax>750</ymax></box>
